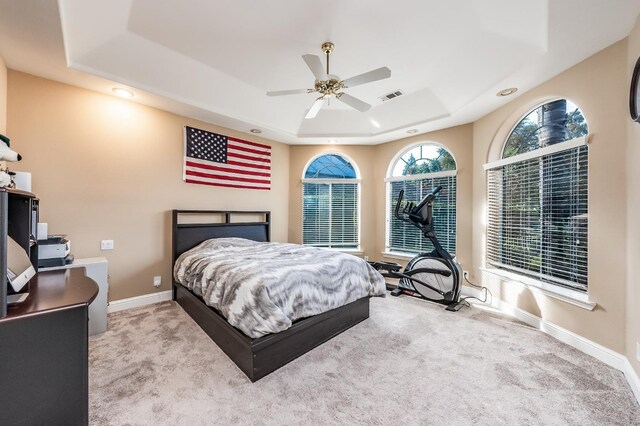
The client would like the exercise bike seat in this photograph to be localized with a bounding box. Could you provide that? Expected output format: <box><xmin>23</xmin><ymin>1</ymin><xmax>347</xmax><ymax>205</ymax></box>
<box><xmin>368</xmin><ymin>261</ymin><xmax>402</xmax><ymax>272</ymax></box>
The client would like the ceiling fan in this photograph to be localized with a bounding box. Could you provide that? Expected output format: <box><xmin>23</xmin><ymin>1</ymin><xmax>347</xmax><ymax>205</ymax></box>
<box><xmin>266</xmin><ymin>42</ymin><xmax>391</xmax><ymax>119</ymax></box>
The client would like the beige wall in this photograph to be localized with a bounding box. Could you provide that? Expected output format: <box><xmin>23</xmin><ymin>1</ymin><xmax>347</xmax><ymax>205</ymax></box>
<box><xmin>6</xmin><ymin>71</ymin><xmax>290</xmax><ymax>301</ymax></box>
<box><xmin>0</xmin><ymin>56</ymin><xmax>6</xmax><ymax>134</ymax></box>
<box><xmin>472</xmin><ymin>40</ymin><xmax>629</xmax><ymax>353</ymax></box>
<box><xmin>288</xmin><ymin>124</ymin><xmax>474</xmax><ymax>270</ymax></box>
<box><xmin>627</xmin><ymin>16</ymin><xmax>640</xmax><ymax>376</ymax></box>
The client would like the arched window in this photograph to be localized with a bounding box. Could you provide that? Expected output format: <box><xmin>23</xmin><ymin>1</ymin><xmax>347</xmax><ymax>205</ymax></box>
<box><xmin>302</xmin><ymin>153</ymin><xmax>360</xmax><ymax>249</ymax></box>
<box><xmin>485</xmin><ymin>99</ymin><xmax>589</xmax><ymax>292</ymax></box>
<box><xmin>386</xmin><ymin>143</ymin><xmax>457</xmax><ymax>255</ymax></box>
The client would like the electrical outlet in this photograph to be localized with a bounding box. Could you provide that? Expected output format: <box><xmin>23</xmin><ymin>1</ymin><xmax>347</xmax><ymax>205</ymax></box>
<box><xmin>463</xmin><ymin>270</ymin><xmax>470</xmax><ymax>280</ymax></box>
<box><xmin>100</xmin><ymin>240</ymin><xmax>114</xmax><ymax>250</ymax></box>
<box><xmin>153</xmin><ymin>276</ymin><xmax>162</xmax><ymax>288</ymax></box>
<box><xmin>637</xmin><ymin>342</ymin><xmax>640</xmax><ymax>362</ymax></box>
<box><xmin>364</xmin><ymin>256</ymin><xmax>369</xmax><ymax>261</ymax></box>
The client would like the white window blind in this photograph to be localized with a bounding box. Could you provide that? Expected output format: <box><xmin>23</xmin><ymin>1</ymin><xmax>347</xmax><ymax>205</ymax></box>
<box><xmin>487</xmin><ymin>144</ymin><xmax>588</xmax><ymax>291</ymax></box>
<box><xmin>387</xmin><ymin>175</ymin><xmax>456</xmax><ymax>255</ymax></box>
<box><xmin>303</xmin><ymin>182</ymin><xmax>359</xmax><ymax>249</ymax></box>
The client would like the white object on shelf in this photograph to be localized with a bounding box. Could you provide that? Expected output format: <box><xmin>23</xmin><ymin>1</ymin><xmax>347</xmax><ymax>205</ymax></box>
<box><xmin>36</xmin><ymin>223</ymin><xmax>48</xmax><ymax>240</ymax></box>
<box><xmin>39</xmin><ymin>257</ymin><xmax>108</xmax><ymax>335</ymax></box>
<box><xmin>13</xmin><ymin>172</ymin><xmax>31</xmax><ymax>192</ymax></box>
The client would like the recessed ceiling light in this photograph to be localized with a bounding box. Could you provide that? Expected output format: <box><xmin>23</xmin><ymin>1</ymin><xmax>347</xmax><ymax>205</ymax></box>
<box><xmin>370</xmin><ymin>119</ymin><xmax>381</xmax><ymax>128</ymax></box>
<box><xmin>328</xmin><ymin>139</ymin><xmax>336</xmax><ymax>144</ymax></box>
<box><xmin>497</xmin><ymin>87</ymin><xmax>518</xmax><ymax>97</ymax></box>
<box><xmin>250</xmin><ymin>129</ymin><xmax>262</xmax><ymax>134</ymax></box>
<box><xmin>406</xmin><ymin>129</ymin><xmax>418</xmax><ymax>134</ymax></box>
<box><xmin>112</xmin><ymin>87</ymin><xmax>134</xmax><ymax>98</ymax></box>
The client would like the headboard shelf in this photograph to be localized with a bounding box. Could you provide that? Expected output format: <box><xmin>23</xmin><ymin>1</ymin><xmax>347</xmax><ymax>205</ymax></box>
<box><xmin>176</xmin><ymin>222</ymin><xmax>270</xmax><ymax>229</ymax></box>
<box><xmin>174</xmin><ymin>209</ymin><xmax>270</xmax><ymax>215</ymax></box>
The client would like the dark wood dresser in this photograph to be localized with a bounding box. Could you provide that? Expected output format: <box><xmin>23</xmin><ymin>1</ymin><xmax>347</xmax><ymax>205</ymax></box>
<box><xmin>0</xmin><ymin>268</ymin><xmax>98</xmax><ymax>425</ymax></box>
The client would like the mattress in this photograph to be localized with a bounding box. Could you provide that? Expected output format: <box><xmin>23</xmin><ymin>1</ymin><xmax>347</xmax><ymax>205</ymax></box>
<box><xmin>173</xmin><ymin>237</ymin><xmax>386</xmax><ymax>338</ymax></box>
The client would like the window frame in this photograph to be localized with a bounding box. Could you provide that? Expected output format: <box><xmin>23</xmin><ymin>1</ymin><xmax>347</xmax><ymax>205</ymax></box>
<box><xmin>484</xmin><ymin>99</ymin><xmax>592</xmax><ymax>305</ymax></box>
<box><xmin>301</xmin><ymin>152</ymin><xmax>362</xmax><ymax>252</ymax></box>
<box><xmin>383</xmin><ymin>142</ymin><xmax>458</xmax><ymax>258</ymax></box>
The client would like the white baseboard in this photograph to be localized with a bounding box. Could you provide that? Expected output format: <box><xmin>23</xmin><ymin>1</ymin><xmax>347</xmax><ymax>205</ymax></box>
<box><xmin>461</xmin><ymin>285</ymin><xmax>640</xmax><ymax>405</ymax></box>
<box><xmin>107</xmin><ymin>290</ymin><xmax>172</xmax><ymax>313</ymax></box>
<box><xmin>624</xmin><ymin>358</ymin><xmax>640</xmax><ymax>405</ymax></box>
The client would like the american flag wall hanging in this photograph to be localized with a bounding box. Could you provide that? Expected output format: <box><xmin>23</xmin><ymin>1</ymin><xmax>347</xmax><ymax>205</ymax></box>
<box><xmin>183</xmin><ymin>126</ymin><xmax>271</xmax><ymax>190</ymax></box>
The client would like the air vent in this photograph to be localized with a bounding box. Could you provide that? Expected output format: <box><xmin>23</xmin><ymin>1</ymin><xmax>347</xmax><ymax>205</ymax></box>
<box><xmin>379</xmin><ymin>90</ymin><xmax>404</xmax><ymax>102</ymax></box>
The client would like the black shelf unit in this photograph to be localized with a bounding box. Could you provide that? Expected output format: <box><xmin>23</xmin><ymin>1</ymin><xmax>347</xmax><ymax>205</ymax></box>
<box><xmin>1</xmin><ymin>189</ymin><xmax>7</xmax><ymax>317</ymax></box>
<box><xmin>1</xmin><ymin>188</ymin><xmax>39</xmax><ymax>317</ymax></box>
<box><xmin>7</xmin><ymin>189</ymin><xmax>38</xmax><ymax>266</ymax></box>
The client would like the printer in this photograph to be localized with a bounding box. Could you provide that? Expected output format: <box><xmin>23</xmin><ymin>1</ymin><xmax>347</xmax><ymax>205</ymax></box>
<box><xmin>38</xmin><ymin>235</ymin><xmax>73</xmax><ymax>268</ymax></box>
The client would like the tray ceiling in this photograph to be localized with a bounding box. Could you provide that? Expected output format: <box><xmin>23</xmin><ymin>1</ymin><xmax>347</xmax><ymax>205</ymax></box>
<box><xmin>0</xmin><ymin>0</ymin><xmax>639</xmax><ymax>144</ymax></box>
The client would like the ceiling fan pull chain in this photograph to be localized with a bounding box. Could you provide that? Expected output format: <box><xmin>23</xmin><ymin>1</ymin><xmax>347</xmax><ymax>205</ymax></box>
<box><xmin>322</xmin><ymin>41</ymin><xmax>334</xmax><ymax>76</ymax></box>
<box><xmin>326</xmin><ymin>49</ymin><xmax>330</xmax><ymax>75</ymax></box>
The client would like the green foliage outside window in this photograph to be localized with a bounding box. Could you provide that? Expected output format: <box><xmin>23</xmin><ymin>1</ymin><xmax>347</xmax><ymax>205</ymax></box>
<box><xmin>402</xmin><ymin>148</ymin><xmax>456</xmax><ymax>175</ymax></box>
<box><xmin>503</xmin><ymin>100</ymin><xmax>588</xmax><ymax>158</ymax></box>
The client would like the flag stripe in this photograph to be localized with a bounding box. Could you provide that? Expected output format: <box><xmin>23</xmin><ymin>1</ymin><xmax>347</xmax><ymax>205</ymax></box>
<box><xmin>228</xmin><ymin>137</ymin><xmax>271</xmax><ymax>150</ymax></box>
<box><xmin>227</xmin><ymin>159</ymin><xmax>271</xmax><ymax>170</ymax></box>
<box><xmin>185</xmin><ymin>171</ymin><xmax>271</xmax><ymax>186</ymax></box>
<box><xmin>227</xmin><ymin>150</ymin><xmax>270</xmax><ymax>163</ymax></box>
<box><xmin>185</xmin><ymin>165</ymin><xmax>270</xmax><ymax>182</ymax></box>
<box><xmin>226</xmin><ymin>150</ymin><xmax>271</xmax><ymax>165</ymax></box>
<box><xmin>186</xmin><ymin>179</ymin><xmax>270</xmax><ymax>190</ymax></box>
<box><xmin>229</xmin><ymin>140</ymin><xmax>271</xmax><ymax>155</ymax></box>
<box><xmin>188</xmin><ymin>156</ymin><xmax>271</xmax><ymax>173</ymax></box>
<box><xmin>185</xmin><ymin>160</ymin><xmax>270</xmax><ymax>177</ymax></box>
<box><xmin>186</xmin><ymin>170</ymin><xmax>271</xmax><ymax>185</ymax></box>
<box><xmin>228</xmin><ymin>143</ymin><xmax>272</xmax><ymax>157</ymax></box>
<box><xmin>227</xmin><ymin>151</ymin><xmax>271</xmax><ymax>164</ymax></box>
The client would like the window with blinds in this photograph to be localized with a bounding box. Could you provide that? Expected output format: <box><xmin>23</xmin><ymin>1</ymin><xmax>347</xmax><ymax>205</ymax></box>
<box><xmin>388</xmin><ymin>175</ymin><xmax>457</xmax><ymax>254</ymax></box>
<box><xmin>302</xmin><ymin>154</ymin><xmax>359</xmax><ymax>249</ymax></box>
<box><xmin>486</xmin><ymin>99</ymin><xmax>589</xmax><ymax>292</ymax></box>
<box><xmin>386</xmin><ymin>144</ymin><xmax>457</xmax><ymax>255</ymax></box>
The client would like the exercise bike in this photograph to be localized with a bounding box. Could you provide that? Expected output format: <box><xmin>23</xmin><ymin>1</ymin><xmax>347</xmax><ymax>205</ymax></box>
<box><xmin>371</xmin><ymin>186</ymin><xmax>465</xmax><ymax>311</ymax></box>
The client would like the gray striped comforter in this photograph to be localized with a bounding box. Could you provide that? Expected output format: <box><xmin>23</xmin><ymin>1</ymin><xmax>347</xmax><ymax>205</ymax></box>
<box><xmin>173</xmin><ymin>238</ymin><xmax>386</xmax><ymax>338</ymax></box>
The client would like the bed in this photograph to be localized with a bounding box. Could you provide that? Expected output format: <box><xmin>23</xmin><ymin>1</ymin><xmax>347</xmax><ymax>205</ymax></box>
<box><xmin>172</xmin><ymin>209</ymin><xmax>383</xmax><ymax>382</ymax></box>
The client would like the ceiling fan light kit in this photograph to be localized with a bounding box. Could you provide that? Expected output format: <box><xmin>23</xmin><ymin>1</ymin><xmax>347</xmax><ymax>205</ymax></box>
<box><xmin>267</xmin><ymin>42</ymin><xmax>391</xmax><ymax>119</ymax></box>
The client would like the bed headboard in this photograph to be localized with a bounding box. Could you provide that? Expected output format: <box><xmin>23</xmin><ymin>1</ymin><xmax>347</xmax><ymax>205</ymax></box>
<box><xmin>172</xmin><ymin>210</ymin><xmax>271</xmax><ymax>267</ymax></box>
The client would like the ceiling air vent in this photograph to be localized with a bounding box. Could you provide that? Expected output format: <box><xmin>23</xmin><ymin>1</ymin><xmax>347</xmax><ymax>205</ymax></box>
<box><xmin>379</xmin><ymin>90</ymin><xmax>404</xmax><ymax>102</ymax></box>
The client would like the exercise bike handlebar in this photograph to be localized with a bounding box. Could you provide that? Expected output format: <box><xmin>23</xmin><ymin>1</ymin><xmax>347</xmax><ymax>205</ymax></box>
<box><xmin>394</xmin><ymin>186</ymin><xmax>443</xmax><ymax>226</ymax></box>
<box><xmin>394</xmin><ymin>189</ymin><xmax>408</xmax><ymax>222</ymax></box>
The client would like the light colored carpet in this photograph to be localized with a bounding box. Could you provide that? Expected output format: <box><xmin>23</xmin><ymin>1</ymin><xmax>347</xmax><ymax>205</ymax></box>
<box><xmin>89</xmin><ymin>295</ymin><xmax>640</xmax><ymax>425</ymax></box>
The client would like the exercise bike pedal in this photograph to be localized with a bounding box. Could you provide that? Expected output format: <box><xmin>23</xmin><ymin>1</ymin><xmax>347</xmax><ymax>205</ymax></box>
<box><xmin>445</xmin><ymin>301</ymin><xmax>464</xmax><ymax>312</ymax></box>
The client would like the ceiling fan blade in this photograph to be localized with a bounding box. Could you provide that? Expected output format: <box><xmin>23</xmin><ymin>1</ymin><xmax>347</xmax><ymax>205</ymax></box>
<box><xmin>266</xmin><ymin>89</ymin><xmax>311</xmax><ymax>96</ymax></box>
<box><xmin>341</xmin><ymin>67</ymin><xmax>391</xmax><ymax>88</ymax></box>
<box><xmin>337</xmin><ymin>93</ymin><xmax>371</xmax><ymax>112</ymax></box>
<box><xmin>302</xmin><ymin>54</ymin><xmax>327</xmax><ymax>80</ymax></box>
<box><xmin>305</xmin><ymin>97</ymin><xmax>325</xmax><ymax>119</ymax></box>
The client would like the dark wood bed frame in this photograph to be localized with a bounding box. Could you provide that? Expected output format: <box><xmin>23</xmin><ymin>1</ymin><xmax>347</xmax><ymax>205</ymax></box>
<box><xmin>172</xmin><ymin>210</ymin><xmax>370</xmax><ymax>382</ymax></box>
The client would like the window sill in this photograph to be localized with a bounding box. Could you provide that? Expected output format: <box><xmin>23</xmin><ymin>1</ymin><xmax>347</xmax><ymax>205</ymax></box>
<box><xmin>480</xmin><ymin>267</ymin><xmax>596</xmax><ymax>311</ymax></box>
<box><xmin>322</xmin><ymin>247</ymin><xmax>363</xmax><ymax>256</ymax></box>
<box><xmin>381</xmin><ymin>251</ymin><xmax>415</xmax><ymax>261</ymax></box>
